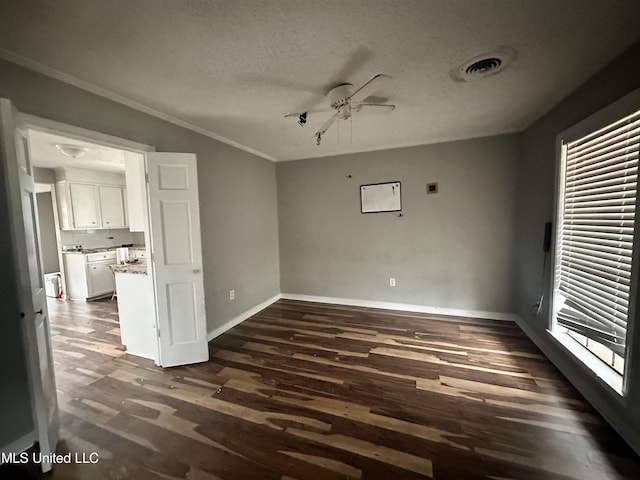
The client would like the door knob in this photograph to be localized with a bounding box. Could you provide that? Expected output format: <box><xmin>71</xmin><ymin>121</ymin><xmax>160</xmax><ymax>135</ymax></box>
<box><xmin>35</xmin><ymin>309</ymin><xmax>43</xmax><ymax>315</ymax></box>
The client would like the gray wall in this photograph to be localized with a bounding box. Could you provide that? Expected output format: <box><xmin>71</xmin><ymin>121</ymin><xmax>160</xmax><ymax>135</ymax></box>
<box><xmin>206</xmin><ymin>146</ymin><xmax>280</xmax><ymax>321</ymax></box>
<box><xmin>33</xmin><ymin>166</ymin><xmax>55</xmax><ymax>183</ymax></box>
<box><xmin>278</xmin><ymin>134</ymin><xmax>519</xmax><ymax>315</ymax></box>
<box><xmin>0</xmin><ymin>58</ymin><xmax>281</xmax><ymax>334</ymax></box>
<box><xmin>514</xmin><ymin>41</ymin><xmax>640</xmax><ymax>452</ymax></box>
<box><xmin>0</xmin><ymin>57</ymin><xmax>280</xmax><ymax>451</ymax></box>
<box><xmin>36</xmin><ymin>191</ymin><xmax>60</xmax><ymax>274</ymax></box>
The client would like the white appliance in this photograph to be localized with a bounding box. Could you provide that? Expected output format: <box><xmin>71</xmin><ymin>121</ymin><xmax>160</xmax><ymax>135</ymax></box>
<box><xmin>116</xmin><ymin>247</ymin><xmax>130</xmax><ymax>264</ymax></box>
<box><xmin>44</xmin><ymin>272</ymin><xmax>61</xmax><ymax>298</ymax></box>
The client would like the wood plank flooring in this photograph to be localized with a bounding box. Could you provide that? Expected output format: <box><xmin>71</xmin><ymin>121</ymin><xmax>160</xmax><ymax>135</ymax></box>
<box><xmin>5</xmin><ymin>298</ymin><xmax>640</xmax><ymax>479</ymax></box>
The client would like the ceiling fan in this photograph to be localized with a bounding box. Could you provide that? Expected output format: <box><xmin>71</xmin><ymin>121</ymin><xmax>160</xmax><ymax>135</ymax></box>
<box><xmin>285</xmin><ymin>74</ymin><xmax>396</xmax><ymax>145</ymax></box>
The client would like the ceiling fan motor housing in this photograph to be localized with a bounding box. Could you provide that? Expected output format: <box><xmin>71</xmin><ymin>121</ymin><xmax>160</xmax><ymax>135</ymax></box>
<box><xmin>328</xmin><ymin>83</ymin><xmax>354</xmax><ymax>110</ymax></box>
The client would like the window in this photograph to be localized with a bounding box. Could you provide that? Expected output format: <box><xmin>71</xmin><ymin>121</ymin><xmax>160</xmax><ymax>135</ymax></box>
<box><xmin>552</xmin><ymin>99</ymin><xmax>640</xmax><ymax>389</ymax></box>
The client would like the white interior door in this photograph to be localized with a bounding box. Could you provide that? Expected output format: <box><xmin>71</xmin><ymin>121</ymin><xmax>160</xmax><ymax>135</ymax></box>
<box><xmin>0</xmin><ymin>98</ymin><xmax>59</xmax><ymax>471</ymax></box>
<box><xmin>146</xmin><ymin>152</ymin><xmax>208</xmax><ymax>367</ymax></box>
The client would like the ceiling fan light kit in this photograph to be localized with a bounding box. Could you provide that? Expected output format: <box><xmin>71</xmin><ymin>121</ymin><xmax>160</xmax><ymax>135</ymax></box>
<box><xmin>285</xmin><ymin>74</ymin><xmax>396</xmax><ymax>146</ymax></box>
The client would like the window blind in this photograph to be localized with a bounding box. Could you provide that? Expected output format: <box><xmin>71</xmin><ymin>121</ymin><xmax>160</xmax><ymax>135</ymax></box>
<box><xmin>555</xmin><ymin>109</ymin><xmax>640</xmax><ymax>358</ymax></box>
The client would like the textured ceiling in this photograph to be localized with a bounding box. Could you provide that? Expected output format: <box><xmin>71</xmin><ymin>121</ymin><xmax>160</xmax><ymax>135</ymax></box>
<box><xmin>1</xmin><ymin>1</ymin><xmax>640</xmax><ymax>161</ymax></box>
<box><xmin>28</xmin><ymin>130</ymin><xmax>125</xmax><ymax>173</ymax></box>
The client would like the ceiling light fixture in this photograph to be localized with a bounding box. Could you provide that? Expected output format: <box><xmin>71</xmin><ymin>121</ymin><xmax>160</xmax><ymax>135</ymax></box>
<box><xmin>55</xmin><ymin>143</ymin><xmax>89</xmax><ymax>159</ymax></box>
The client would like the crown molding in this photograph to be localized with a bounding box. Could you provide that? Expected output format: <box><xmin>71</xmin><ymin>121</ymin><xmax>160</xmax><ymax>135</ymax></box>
<box><xmin>0</xmin><ymin>49</ymin><xmax>277</xmax><ymax>162</ymax></box>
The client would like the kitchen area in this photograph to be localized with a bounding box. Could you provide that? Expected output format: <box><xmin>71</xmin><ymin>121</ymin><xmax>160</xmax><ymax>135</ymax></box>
<box><xmin>33</xmin><ymin>130</ymin><xmax>158</xmax><ymax>362</ymax></box>
<box><xmin>61</xmin><ymin>244</ymin><xmax>146</xmax><ymax>300</ymax></box>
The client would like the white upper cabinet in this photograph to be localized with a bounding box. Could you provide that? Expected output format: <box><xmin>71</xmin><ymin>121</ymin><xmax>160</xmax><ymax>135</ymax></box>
<box><xmin>55</xmin><ymin>168</ymin><xmax>128</xmax><ymax>230</ymax></box>
<box><xmin>69</xmin><ymin>183</ymin><xmax>99</xmax><ymax>228</ymax></box>
<box><xmin>98</xmin><ymin>185</ymin><xmax>126</xmax><ymax>228</ymax></box>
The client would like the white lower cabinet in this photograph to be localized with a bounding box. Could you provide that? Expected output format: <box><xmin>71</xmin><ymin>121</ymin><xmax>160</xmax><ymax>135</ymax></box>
<box><xmin>129</xmin><ymin>248</ymin><xmax>147</xmax><ymax>260</ymax></box>
<box><xmin>115</xmin><ymin>271</ymin><xmax>157</xmax><ymax>361</ymax></box>
<box><xmin>63</xmin><ymin>251</ymin><xmax>116</xmax><ymax>301</ymax></box>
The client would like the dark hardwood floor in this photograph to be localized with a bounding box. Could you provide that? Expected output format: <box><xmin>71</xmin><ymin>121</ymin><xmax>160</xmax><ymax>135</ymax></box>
<box><xmin>9</xmin><ymin>298</ymin><xmax>640</xmax><ymax>479</ymax></box>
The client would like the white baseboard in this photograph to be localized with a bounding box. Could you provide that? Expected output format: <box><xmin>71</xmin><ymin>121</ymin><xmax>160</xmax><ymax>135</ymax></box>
<box><xmin>0</xmin><ymin>431</ymin><xmax>35</xmax><ymax>459</ymax></box>
<box><xmin>205</xmin><ymin>292</ymin><xmax>514</xmax><ymax>343</ymax></box>
<box><xmin>207</xmin><ymin>294</ymin><xmax>282</xmax><ymax>341</ymax></box>
<box><xmin>281</xmin><ymin>293</ymin><xmax>517</xmax><ymax>321</ymax></box>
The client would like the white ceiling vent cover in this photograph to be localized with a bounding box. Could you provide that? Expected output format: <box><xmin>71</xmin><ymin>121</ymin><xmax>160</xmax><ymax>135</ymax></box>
<box><xmin>451</xmin><ymin>47</ymin><xmax>516</xmax><ymax>82</ymax></box>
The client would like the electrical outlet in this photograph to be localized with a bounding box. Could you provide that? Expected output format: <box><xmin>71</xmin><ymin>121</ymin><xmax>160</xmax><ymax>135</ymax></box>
<box><xmin>389</xmin><ymin>277</ymin><xmax>396</xmax><ymax>287</ymax></box>
<box><xmin>229</xmin><ymin>289</ymin><xmax>235</xmax><ymax>300</ymax></box>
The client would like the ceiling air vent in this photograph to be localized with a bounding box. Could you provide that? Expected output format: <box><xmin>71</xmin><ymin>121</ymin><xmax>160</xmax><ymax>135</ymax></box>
<box><xmin>466</xmin><ymin>57</ymin><xmax>502</xmax><ymax>75</ymax></box>
<box><xmin>451</xmin><ymin>47</ymin><xmax>516</xmax><ymax>82</ymax></box>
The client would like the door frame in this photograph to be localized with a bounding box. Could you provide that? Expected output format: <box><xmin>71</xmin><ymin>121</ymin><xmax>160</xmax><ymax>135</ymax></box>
<box><xmin>1</xmin><ymin>99</ymin><xmax>61</xmax><ymax>471</ymax></box>
<box><xmin>22</xmin><ymin>114</ymin><xmax>155</xmax><ymax>154</ymax></box>
<box><xmin>23</xmin><ymin>115</ymin><xmax>156</xmax><ymax>297</ymax></box>
<box><xmin>21</xmin><ymin>113</ymin><xmax>160</xmax><ymax>344</ymax></box>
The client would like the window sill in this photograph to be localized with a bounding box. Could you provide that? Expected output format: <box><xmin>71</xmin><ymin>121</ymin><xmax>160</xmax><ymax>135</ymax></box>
<box><xmin>547</xmin><ymin>328</ymin><xmax>624</xmax><ymax>396</ymax></box>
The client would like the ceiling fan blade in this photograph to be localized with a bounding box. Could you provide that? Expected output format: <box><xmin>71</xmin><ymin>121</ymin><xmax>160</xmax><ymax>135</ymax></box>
<box><xmin>313</xmin><ymin>113</ymin><xmax>340</xmax><ymax>144</ymax></box>
<box><xmin>331</xmin><ymin>46</ymin><xmax>373</xmax><ymax>87</ymax></box>
<box><xmin>352</xmin><ymin>103</ymin><xmax>396</xmax><ymax>114</ymax></box>
<box><xmin>348</xmin><ymin>74</ymin><xmax>391</xmax><ymax>104</ymax></box>
<box><xmin>314</xmin><ymin>113</ymin><xmax>340</xmax><ymax>137</ymax></box>
<box><xmin>284</xmin><ymin>107</ymin><xmax>333</xmax><ymax>118</ymax></box>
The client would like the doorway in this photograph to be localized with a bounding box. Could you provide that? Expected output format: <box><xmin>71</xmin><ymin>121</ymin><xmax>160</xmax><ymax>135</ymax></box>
<box><xmin>21</xmin><ymin>112</ymin><xmax>210</xmax><ymax>369</ymax></box>
<box><xmin>2</xmin><ymin>99</ymin><xmax>209</xmax><ymax>473</ymax></box>
<box><xmin>34</xmin><ymin>184</ymin><xmax>63</xmax><ymax>302</ymax></box>
<box><xmin>22</xmin><ymin>123</ymin><xmax>157</xmax><ymax>380</ymax></box>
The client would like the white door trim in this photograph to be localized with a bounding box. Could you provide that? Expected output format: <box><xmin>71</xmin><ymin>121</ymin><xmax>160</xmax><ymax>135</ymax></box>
<box><xmin>21</xmin><ymin>113</ymin><xmax>155</xmax><ymax>153</ymax></box>
<box><xmin>1</xmin><ymin>98</ymin><xmax>60</xmax><ymax>472</ymax></box>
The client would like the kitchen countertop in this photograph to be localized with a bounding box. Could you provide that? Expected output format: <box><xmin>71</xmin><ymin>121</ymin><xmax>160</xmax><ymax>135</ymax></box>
<box><xmin>109</xmin><ymin>261</ymin><xmax>147</xmax><ymax>275</ymax></box>
<box><xmin>109</xmin><ymin>262</ymin><xmax>147</xmax><ymax>275</ymax></box>
<box><xmin>62</xmin><ymin>245</ymin><xmax>146</xmax><ymax>254</ymax></box>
